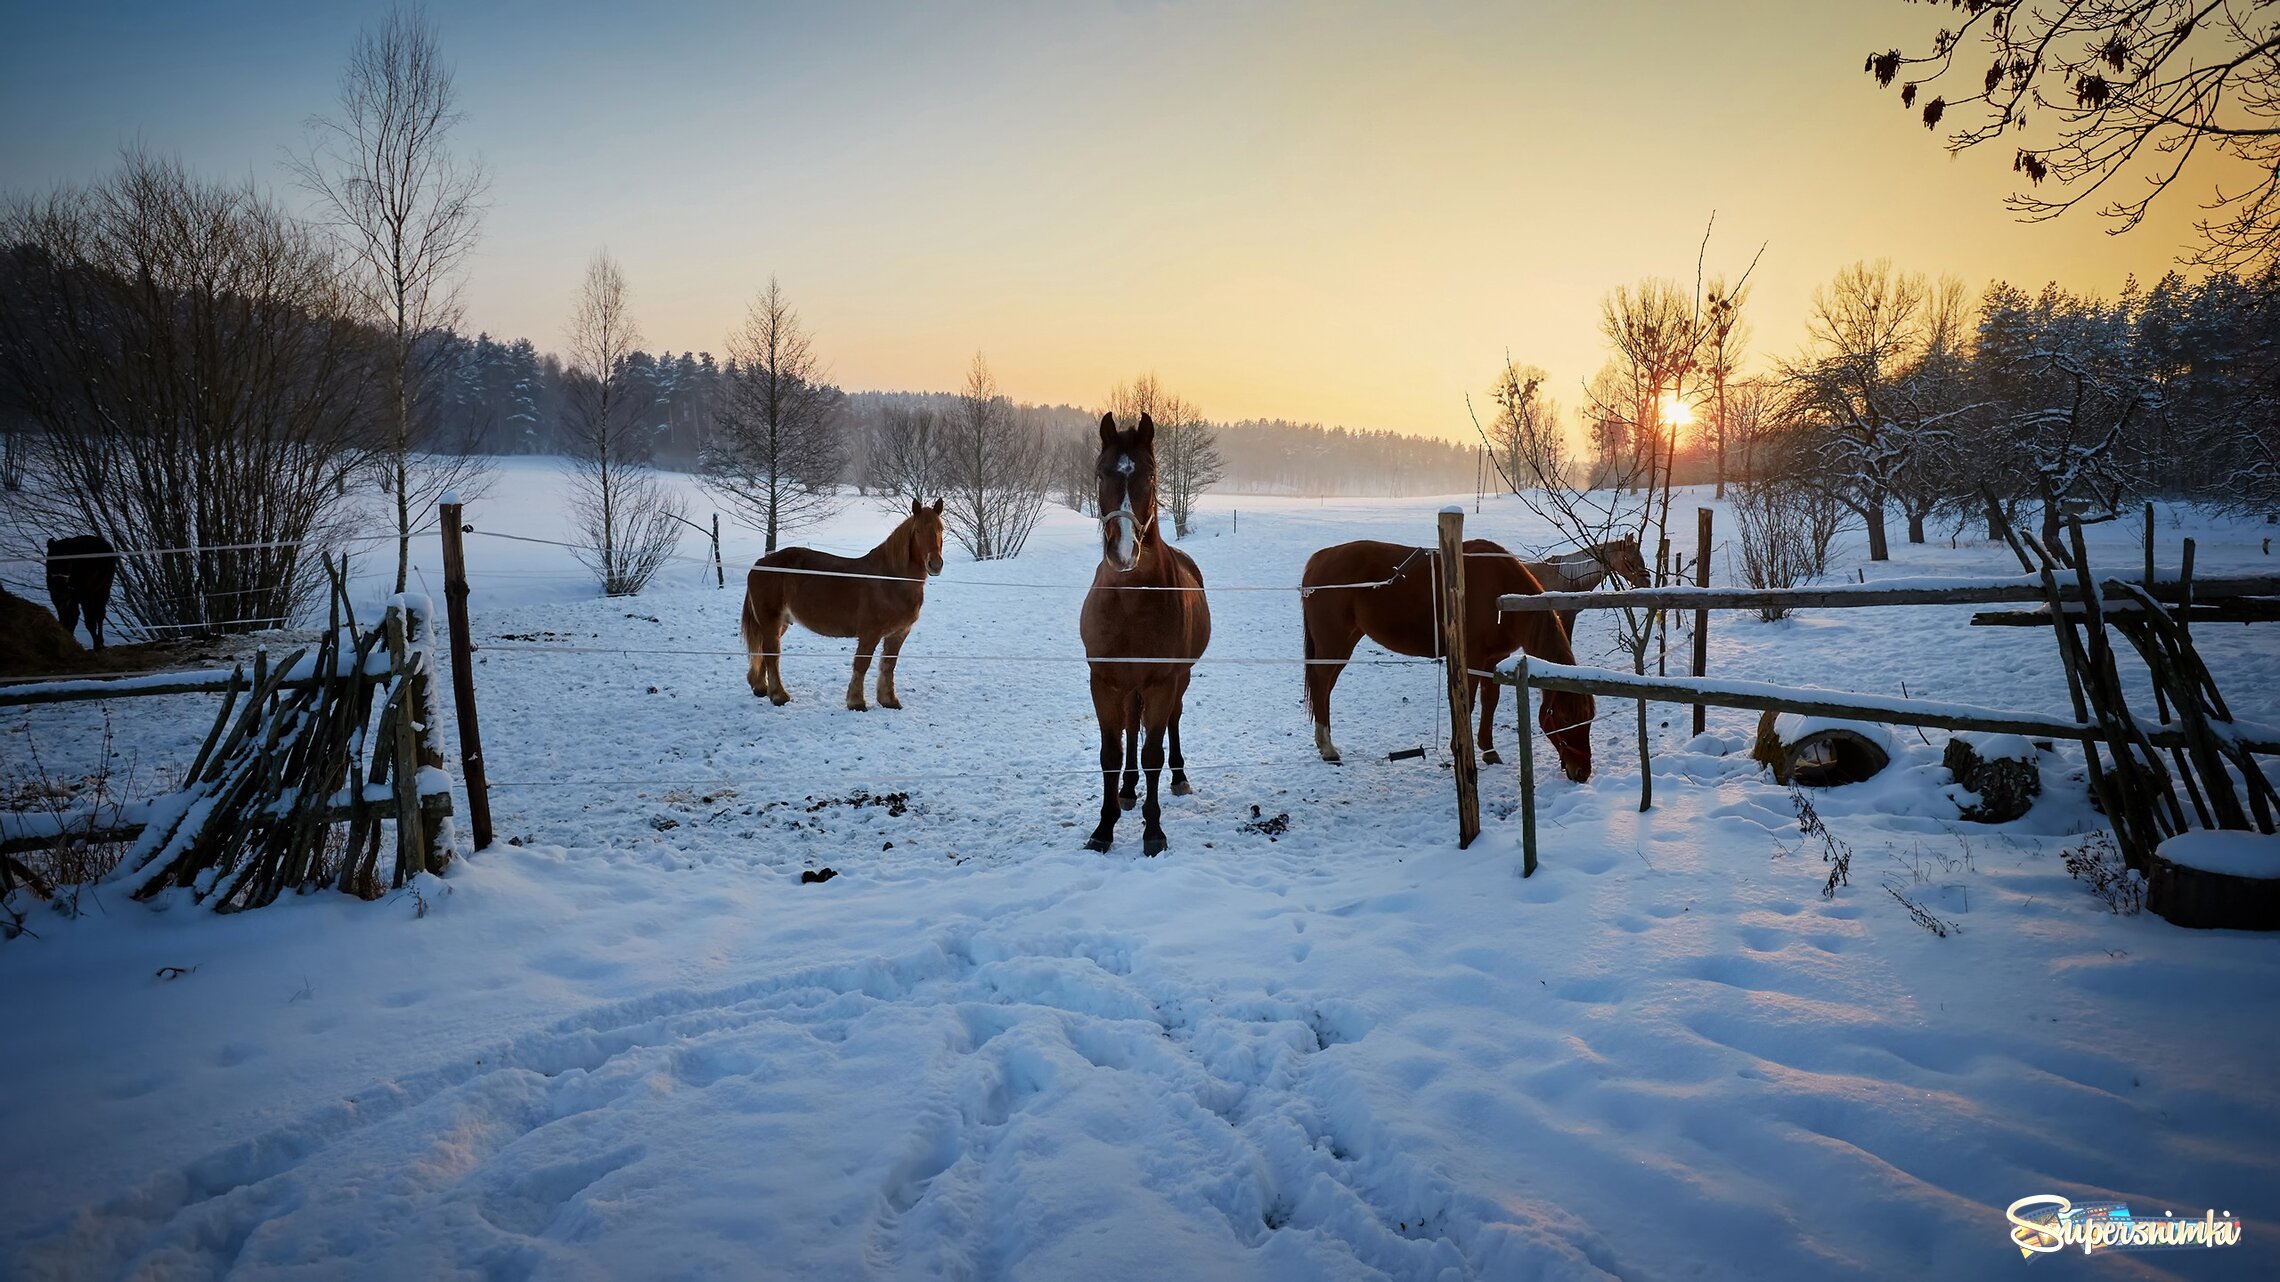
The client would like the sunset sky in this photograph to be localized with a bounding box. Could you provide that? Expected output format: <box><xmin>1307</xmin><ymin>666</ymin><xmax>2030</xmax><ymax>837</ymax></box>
<box><xmin>0</xmin><ymin>1</ymin><xmax>2216</xmax><ymax>438</ymax></box>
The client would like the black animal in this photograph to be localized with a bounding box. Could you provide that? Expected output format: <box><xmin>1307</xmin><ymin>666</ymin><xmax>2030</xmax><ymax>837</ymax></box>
<box><xmin>45</xmin><ymin>535</ymin><xmax>117</xmax><ymax>651</ymax></box>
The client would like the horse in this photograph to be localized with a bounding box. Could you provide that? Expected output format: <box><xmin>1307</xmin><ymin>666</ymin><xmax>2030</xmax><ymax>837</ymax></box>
<box><xmin>1080</xmin><ymin>412</ymin><xmax>1210</xmax><ymax>856</ymax></box>
<box><xmin>45</xmin><ymin>534</ymin><xmax>118</xmax><ymax>651</ymax></box>
<box><xmin>740</xmin><ymin>498</ymin><xmax>947</xmax><ymax>710</ymax></box>
<box><xmin>1525</xmin><ymin>534</ymin><xmax>1652</xmax><ymax>640</ymax></box>
<box><xmin>1301</xmin><ymin>538</ymin><xmax>1594</xmax><ymax>781</ymax></box>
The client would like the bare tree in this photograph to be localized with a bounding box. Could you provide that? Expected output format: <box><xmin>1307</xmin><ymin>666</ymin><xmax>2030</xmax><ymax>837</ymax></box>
<box><xmin>1478</xmin><ymin>362</ymin><xmax>1566</xmax><ymax>494</ymax></box>
<box><xmin>941</xmin><ymin>353</ymin><xmax>1050</xmax><ymax>561</ymax></box>
<box><xmin>0</xmin><ymin>152</ymin><xmax>373</xmax><ymax>632</ymax></box>
<box><xmin>291</xmin><ymin>3</ymin><xmax>489</xmax><ymax>593</ymax></box>
<box><xmin>1865</xmin><ymin>0</ymin><xmax>2280</xmax><ymax>271</ymax></box>
<box><xmin>869</xmin><ymin>401</ymin><xmax>950</xmax><ymax>506</ymax></box>
<box><xmin>1699</xmin><ymin>278</ymin><xmax>1751</xmax><ymax>497</ymax></box>
<box><xmin>701</xmin><ymin>278</ymin><xmax>843</xmax><ymax>553</ymax></box>
<box><xmin>560</xmin><ymin>251</ymin><xmax>681</xmax><ymax>595</ymax></box>
<box><xmin>1779</xmin><ymin>260</ymin><xmax>1964</xmax><ymax>561</ymax></box>
<box><xmin>1106</xmin><ymin>373</ymin><xmax>1222</xmax><ymax>537</ymax></box>
<box><xmin>1054</xmin><ymin>431</ymin><xmax>1098</xmax><ymax>514</ymax></box>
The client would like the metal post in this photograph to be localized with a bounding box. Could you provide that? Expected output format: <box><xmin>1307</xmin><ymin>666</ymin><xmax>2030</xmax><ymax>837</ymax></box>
<box><xmin>1437</xmin><ymin>508</ymin><xmax>1481</xmax><ymax>848</ymax></box>
<box><xmin>436</xmin><ymin>501</ymin><xmax>494</xmax><ymax>850</ymax></box>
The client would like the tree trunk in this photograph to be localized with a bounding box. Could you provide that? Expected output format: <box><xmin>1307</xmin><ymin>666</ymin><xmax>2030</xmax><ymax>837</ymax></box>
<box><xmin>1865</xmin><ymin>495</ymin><xmax>1891</xmax><ymax>562</ymax></box>
<box><xmin>1907</xmin><ymin>508</ymin><xmax>1927</xmax><ymax>544</ymax></box>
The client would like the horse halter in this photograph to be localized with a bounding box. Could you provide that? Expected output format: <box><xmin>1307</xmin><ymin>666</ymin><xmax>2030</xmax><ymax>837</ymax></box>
<box><xmin>1100</xmin><ymin>452</ymin><xmax>1156</xmax><ymax>568</ymax></box>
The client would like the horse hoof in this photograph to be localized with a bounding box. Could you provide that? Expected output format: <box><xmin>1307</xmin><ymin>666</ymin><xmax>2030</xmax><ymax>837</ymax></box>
<box><xmin>1142</xmin><ymin>834</ymin><xmax>1167</xmax><ymax>857</ymax></box>
<box><xmin>1481</xmin><ymin>750</ymin><xmax>1502</xmax><ymax>766</ymax></box>
<box><xmin>1320</xmin><ymin>752</ymin><xmax>1342</xmax><ymax>765</ymax></box>
<box><xmin>848</xmin><ymin>700</ymin><xmax>868</xmax><ymax>712</ymax></box>
<box><xmin>1118</xmin><ymin>794</ymin><xmax>1137</xmax><ymax>812</ymax></box>
<box><xmin>769</xmin><ymin>693</ymin><xmax>791</xmax><ymax>706</ymax></box>
<box><xmin>1084</xmin><ymin>833</ymin><xmax>1112</xmax><ymax>853</ymax></box>
<box><xmin>879</xmin><ymin>697</ymin><xmax>902</xmax><ymax>710</ymax></box>
<box><xmin>1170</xmin><ymin>779</ymin><xmax>1194</xmax><ymax>796</ymax></box>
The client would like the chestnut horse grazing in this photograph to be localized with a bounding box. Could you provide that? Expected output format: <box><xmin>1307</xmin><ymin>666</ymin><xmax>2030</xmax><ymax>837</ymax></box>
<box><xmin>1080</xmin><ymin>413</ymin><xmax>1210</xmax><ymax>856</ymax></box>
<box><xmin>1301</xmin><ymin>539</ymin><xmax>1595</xmax><ymax>781</ymax></box>
<box><xmin>741</xmin><ymin>498</ymin><xmax>947</xmax><ymax>710</ymax></box>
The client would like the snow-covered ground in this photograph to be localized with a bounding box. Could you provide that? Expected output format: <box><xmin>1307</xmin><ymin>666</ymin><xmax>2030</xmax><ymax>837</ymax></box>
<box><xmin>4</xmin><ymin>458</ymin><xmax>2278</xmax><ymax>1280</ymax></box>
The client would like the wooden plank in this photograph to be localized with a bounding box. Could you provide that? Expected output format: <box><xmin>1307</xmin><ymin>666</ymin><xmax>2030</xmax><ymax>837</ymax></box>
<box><xmin>1972</xmin><ymin>600</ymin><xmax>2280</xmax><ymax>627</ymax></box>
<box><xmin>1691</xmin><ymin>506</ymin><xmax>1711</xmax><ymax>736</ymax></box>
<box><xmin>1495</xmin><ymin>574</ymin><xmax>2280</xmax><ymax>616</ymax></box>
<box><xmin>1438</xmin><ymin>509</ymin><xmax>1481</xmax><ymax>849</ymax></box>
<box><xmin>439</xmin><ymin>500</ymin><xmax>494</xmax><ymax>851</ymax></box>
<box><xmin>1501</xmin><ymin>659</ymin><xmax>2280</xmax><ymax>754</ymax></box>
<box><xmin>1</xmin><ymin>791</ymin><xmax>453</xmax><ymax>857</ymax></box>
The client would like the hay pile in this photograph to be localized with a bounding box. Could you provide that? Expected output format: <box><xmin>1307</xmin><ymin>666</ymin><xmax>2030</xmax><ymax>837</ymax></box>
<box><xmin>0</xmin><ymin>587</ymin><xmax>83</xmax><ymax>677</ymax></box>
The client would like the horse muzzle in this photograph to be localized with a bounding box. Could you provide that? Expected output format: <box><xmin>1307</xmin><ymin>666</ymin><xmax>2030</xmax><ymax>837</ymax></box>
<box><xmin>1101</xmin><ymin>511</ymin><xmax>1142</xmax><ymax>572</ymax></box>
<box><xmin>927</xmin><ymin>555</ymin><xmax>944</xmax><ymax>577</ymax></box>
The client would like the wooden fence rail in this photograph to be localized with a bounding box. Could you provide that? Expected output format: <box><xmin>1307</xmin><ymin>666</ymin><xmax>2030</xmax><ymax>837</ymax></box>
<box><xmin>1499</xmin><ymin>654</ymin><xmax>2280</xmax><ymax>877</ymax></box>
<box><xmin>1495</xmin><ymin>574</ymin><xmax>2280</xmax><ymax>617</ymax></box>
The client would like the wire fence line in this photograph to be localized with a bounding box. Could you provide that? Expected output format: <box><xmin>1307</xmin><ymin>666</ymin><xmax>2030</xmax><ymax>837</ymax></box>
<box><xmin>475</xmin><ymin>642</ymin><xmax>1437</xmax><ymax>668</ymax></box>
<box><xmin>2</xmin><ymin>531</ymin><xmax>413</xmax><ymax>566</ymax></box>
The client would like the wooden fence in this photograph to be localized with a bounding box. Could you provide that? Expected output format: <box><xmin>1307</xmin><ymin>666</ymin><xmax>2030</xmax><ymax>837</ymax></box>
<box><xmin>1</xmin><ymin>583</ymin><xmax>454</xmax><ymax>911</ymax></box>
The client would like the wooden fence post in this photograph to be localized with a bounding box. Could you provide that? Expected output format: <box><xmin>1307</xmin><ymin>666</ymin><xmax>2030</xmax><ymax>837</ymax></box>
<box><xmin>1516</xmin><ymin>653</ymin><xmax>1537</xmax><ymax>877</ymax></box>
<box><xmin>385</xmin><ymin>602</ymin><xmax>451</xmax><ymax>880</ymax></box>
<box><xmin>1692</xmin><ymin>506</ymin><xmax>1712</xmax><ymax>735</ymax></box>
<box><xmin>711</xmin><ymin>513</ymin><xmax>725</xmax><ymax>589</ymax></box>
<box><xmin>437</xmin><ymin>499</ymin><xmax>494</xmax><ymax>850</ymax></box>
<box><xmin>1437</xmin><ymin>508</ymin><xmax>1481</xmax><ymax>848</ymax></box>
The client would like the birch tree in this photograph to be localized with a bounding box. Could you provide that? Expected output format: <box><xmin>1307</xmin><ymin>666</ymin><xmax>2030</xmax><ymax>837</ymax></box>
<box><xmin>292</xmin><ymin>3</ymin><xmax>489</xmax><ymax>592</ymax></box>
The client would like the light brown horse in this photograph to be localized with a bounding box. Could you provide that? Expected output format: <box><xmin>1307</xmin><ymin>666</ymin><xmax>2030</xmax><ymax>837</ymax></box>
<box><xmin>1080</xmin><ymin>413</ymin><xmax>1210</xmax><ymax>856</ymax></box>
<box><xmin>741</xmin><ymin>498</ymin><xmax>947</xmax><ymax>710</ymax></box>
<box><xmin>1301</xmin><ymin>538</ymin><xmax>1595</xmax><ymax>781</ymax></box>
<box><xmin>1525</xmin><ymin>534</ymin><xmax>1652</xmax><ymax>640</ymax></box>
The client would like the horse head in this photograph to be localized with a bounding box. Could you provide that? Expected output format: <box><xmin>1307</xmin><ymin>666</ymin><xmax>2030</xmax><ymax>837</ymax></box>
<box><xmin>906</xmin><ymin>497</ymin><xmax>947</xmax><ymax>576</ymax></box>
<box><xmin>1540</xmin><ymin>689</ymin><xmax>1595</xmax><ymax>781</ymax></box>
<box><xmin>1601</xmin><ymin>535</ymin><xmax>1651</xmax><ymax>589</ymax></box>
<box><xmin>1095</xmin><ymin>412</ymin><xmax>1159</xmax><ymax>573</ymax></box>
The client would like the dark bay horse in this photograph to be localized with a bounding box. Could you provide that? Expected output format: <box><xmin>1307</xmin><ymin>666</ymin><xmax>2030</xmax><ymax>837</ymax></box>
<box><xmin>1080</xmin><ymin>413</ymin><xmax>1210</xmax><ymax>856</ymax></box>
<box><xmin>1301</xmin><ymin>538</ymin><xmax>1594</xmax><ymax>781</ymax></box>
<box><xmin>741</xmin><ymin>498</ymin><xmax>947</xmax><ymax>710</ymax></box>
<box><xmin>46</xmin><ymin>534</ymin><xmax>117</xmax><ymax>651</ymax></box>
<box><xmin>1525</xmin><ymin>534</ymin><xmax>1651</xmax><ymax>640</ymax></box>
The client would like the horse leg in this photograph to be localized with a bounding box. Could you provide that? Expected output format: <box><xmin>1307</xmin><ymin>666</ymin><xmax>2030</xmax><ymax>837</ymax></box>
<box><xmin>1476</xmin><ymin>673</ymin><xmax>1503</xmax><ymax>766</ymax></box>
<box><xmin>877</xmin><ymin>628</ymin><xmax>909</xmax><ymax>709</ymax></box>
<box><xmin>847</xmin><ymin>631</ymin><xmax>881</xmax><ymax>711</ymax></box>
<box><xmin>765</xmin><ymin>614</ymin><xmax>793</xmax><ymax>705</ymax></box>
<box><xmin>1304</xmin><ymin>617</ymin><xmax>1361</xmax><ymax>764</ymax></box>
<box><xmin>55</xmin><ymin>591</ymin><xmax>80</xmax><ymax>645</ymax></box>
<box><xmin>1139</xmin><ymin>686</ymin><xmax>1171</xmax><ymax>856</ymax></box>
<box><xmin>1169</xmin><ymin>673</ymin><xmax>1193</xmax><ymax>795</ymax></box>
<box><xmin>1118</xmin><ymin>689</ymin><xmax>1140</xmax><ymax>810</ymax></box>
<box><xmin>1086</xmin><ymin>677</ymin><xmax>1124</xmax><ymax>852</ymax></box>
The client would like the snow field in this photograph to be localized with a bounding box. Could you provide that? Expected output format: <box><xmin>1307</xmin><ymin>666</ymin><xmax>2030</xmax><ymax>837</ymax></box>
<box><xmin>4</xmin><ymin>459</ymin><xmax>2279</xmax><ymax>1279</ymax></box>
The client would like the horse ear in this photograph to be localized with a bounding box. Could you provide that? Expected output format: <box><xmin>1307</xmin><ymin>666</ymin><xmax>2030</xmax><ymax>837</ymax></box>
<box><xmin>930</xmin><ymin>497</ymin><xmax>944</xmax><ymax>514</ymax></box>
<box><xmin>1098</xmin><ymin>413</ymin><xmax>1117</xmax><ymax>446</ymax></box>
<box><xmin>1136</xmin><ymin>413</ymin><xmax>1155</xmax><ymax>445</ymax></box>
<box><xmin>911</xmin><ymin>496</ymin><xmax>923</xmax><ymax>516</ymax></box>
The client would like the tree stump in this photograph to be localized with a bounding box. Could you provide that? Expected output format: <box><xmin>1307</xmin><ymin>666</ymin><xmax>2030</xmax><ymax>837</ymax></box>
<box><xmin>2146</xmin><ymin>831</ymin><xmax>2280</xmax><ymax>930</ymax></box>
<box><xmin>1751</xmin><ymin>711</ymin><xmax>1891</xmax><ymax>787</ymax></box>
<box><xmin>1943</xmin><ymin>734</ymin><xmax>2043</xmax><ymax>823</ymax></box>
